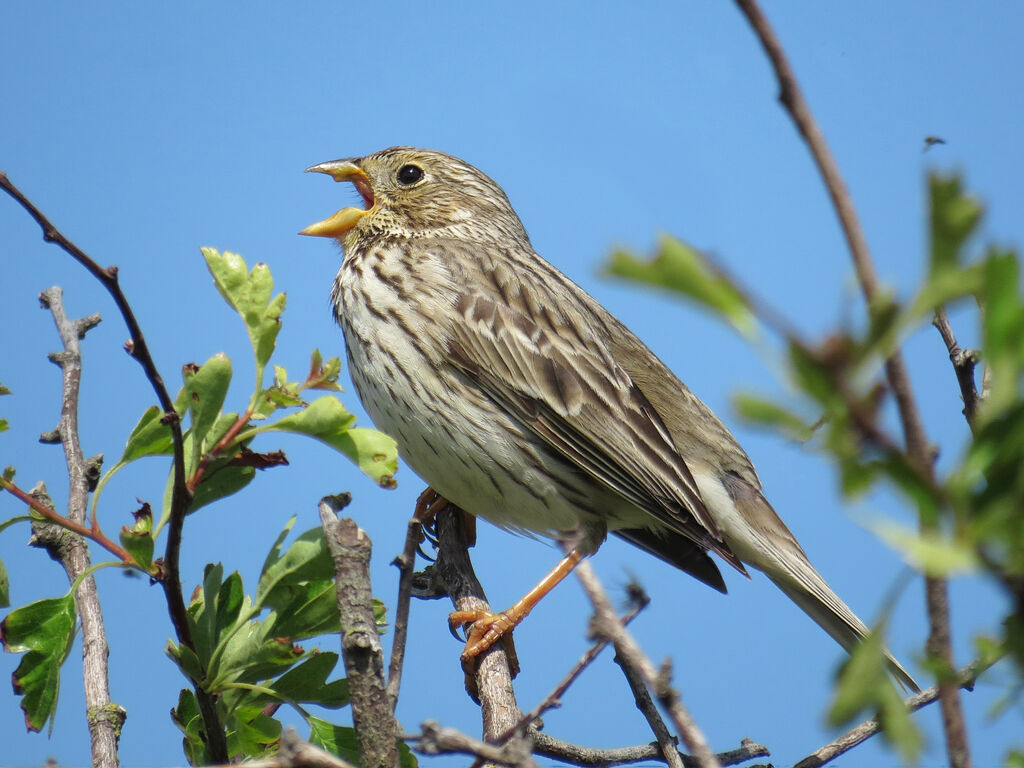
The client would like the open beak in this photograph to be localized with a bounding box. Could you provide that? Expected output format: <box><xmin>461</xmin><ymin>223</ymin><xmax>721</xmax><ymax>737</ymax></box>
<box><xmin>300</xmin><ymin>159</ymin><xmax>375</xmax><ymax>238</ymax></box>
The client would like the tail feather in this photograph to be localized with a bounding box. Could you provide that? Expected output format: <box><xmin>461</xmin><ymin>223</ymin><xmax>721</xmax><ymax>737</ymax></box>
<box><xmin>710</xmin><ymin>472</ymin><xmax>920</xmax><ymax>693</ymax></box>
<box><xmin>766</xmin><ymin>566</ymin><xmax>920</xmax><ymax>693</ymax></box>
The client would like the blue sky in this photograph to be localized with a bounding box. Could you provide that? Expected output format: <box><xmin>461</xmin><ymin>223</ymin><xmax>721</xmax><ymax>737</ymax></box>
<box><xmin>2</xmin><ymin>2</ymin><xmax>1022</xmax><ymax>766</ymax></box>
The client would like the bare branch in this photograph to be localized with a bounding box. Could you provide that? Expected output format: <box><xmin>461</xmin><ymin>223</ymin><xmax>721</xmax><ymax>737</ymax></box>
<box><xmin>732</xmin><ymin>4</ymin><xmax>970</xmax><ymax>764</ymax></box>
<box><xmin>613</xmin><ymin>648</ymin><xmax>683</xmax><ymax>768</ymax></box>
<box><xmin>318</xmin><ymin>495</ymin><xmax>400</xmax><ymax>768</ymax></box>
<box><xmin>502</xmin><ymin>592</ymin><xmax>648</xmax><ymax>742</ymax></box>
<box><xmin>33</xmin><ymin>287</ymin><xmax>123</xmax><ymax>768</ymax></box>
<box><xmin>932</xmin><ymin>308</ymin><xmax>981</xmax><ymax>431</ymax></box>
<box><xmin>531</xmin><ymin>731</ymin><xmax>769</xmax><ymax>768</ymax></box>
<box><xmin>386</xmin><ymin>516</ymin><xmax>426</xmax><ymax>708</ymax></box>
<box><xmin>793</xmin><ymin>660</ymin><xmax>987</xmax><ymax>768</ymax></box>
<box><xmin>572</xmin><ymin>558</ymin><xmax>721</xmax><ymax>768</ymax></box>
<box><xmin>412</xmin><ymin>720</ymin><xmax>536</xmax><ymax>767</ymax></box>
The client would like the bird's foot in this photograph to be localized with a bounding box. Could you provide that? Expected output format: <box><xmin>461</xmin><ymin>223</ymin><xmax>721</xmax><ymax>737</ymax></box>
<box><xmin>449</xmin><ymin>609</ymin><xmax>521</xmax><ymax>679</ymax></box>
<box><xmin>414</xmin><ymin>487</ymin><xmax>476</xmax><ymax>546</ymax></box>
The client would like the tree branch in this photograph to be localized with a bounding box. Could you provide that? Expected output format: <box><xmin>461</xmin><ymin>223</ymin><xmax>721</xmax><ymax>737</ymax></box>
<box><xmin>500</xmin><ymin>592</ymin><xmax>647</xmax><ymax>743</ymax></box>
<box><xmin>318</xmin><ymin>494</ymin><xmax>400</xmax><ymax>768</ymax></box>
<box><xmin>572</xmin><ymin>558</ymin><xmax>721</xmax><ymax>768</ymax></box>
<box><xmin>531</xmin><ymin>731</ymin><xmax>769</xmax><ymax>768</ymax></box>
<box><xmin>35</xmin><ymin>287</ymin><xmax>124</xmax><ymax>768</ymax></box>
<box><xmin>386</xmin><ymin>516</ymin><xmax>425</xmax><ymax>709</ymax></box>
<box><xmin>0</xmin><ymin>173</ymin><xmax>227</xmax><ymax>762</ymax></box>
<box><xmin>732</xmin><ymin>4</ymin><xmax>970</xmax><ymax>764</ymax></box>
<box><xmin>932</xmin><ymin>307</ymin><xmax>980</xmax><ymax>431</ymax></box>
<box><xmin>793</xmin><ymin>660</ymin><xmax>987</xmax><ymax>768</ymax></box>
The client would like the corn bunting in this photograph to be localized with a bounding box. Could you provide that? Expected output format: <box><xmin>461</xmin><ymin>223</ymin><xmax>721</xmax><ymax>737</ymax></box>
<box><xmin>302</xmin><ymin>146</ymin><xmax>918</xmax><ymax>691</ymax></box>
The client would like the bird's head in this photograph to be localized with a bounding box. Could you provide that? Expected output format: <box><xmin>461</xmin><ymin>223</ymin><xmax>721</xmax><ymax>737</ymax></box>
<box><xmin>301</xmin><ymin>147</ymin><xmax>529</xmax><ymax>248</ymax></box>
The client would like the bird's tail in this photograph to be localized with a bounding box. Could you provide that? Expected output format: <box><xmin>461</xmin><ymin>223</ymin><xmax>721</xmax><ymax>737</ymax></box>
<box><xmin>711</xmin><ymin>472</ymin><xmax>920</xmax><ymax>693</ymax></box>
<box><xmin>766</xmin><ymin>563</ymin><xmax>920</xmax><ymax>693</ymax></box>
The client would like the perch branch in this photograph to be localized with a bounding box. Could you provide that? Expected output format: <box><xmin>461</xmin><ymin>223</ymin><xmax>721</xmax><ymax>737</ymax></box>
<box><xmin>732</xmin><ymin>4</ymin><xmax>969</xmax><ymax>764</ymax></box>
<box><xmin>433</xmin><ymin>504</ymin><xmax>524</xmax><ymax>745</ymax></box>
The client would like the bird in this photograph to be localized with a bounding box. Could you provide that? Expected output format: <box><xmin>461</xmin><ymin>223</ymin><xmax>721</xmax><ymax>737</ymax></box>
<box><xmin>300</xmin><ymin>146</ymin><xmax>919</xmax><ymax>692</ymax></box>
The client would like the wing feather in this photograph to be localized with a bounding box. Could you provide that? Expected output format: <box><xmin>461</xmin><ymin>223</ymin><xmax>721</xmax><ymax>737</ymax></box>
<box><xmin>448</xmin><ymin>291</ymin><xmax>746</xmax><ymax>575</ymax></box>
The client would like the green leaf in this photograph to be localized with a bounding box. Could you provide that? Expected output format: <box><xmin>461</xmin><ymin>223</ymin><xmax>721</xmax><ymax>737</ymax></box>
<box><xmin>873</xmin><ymin>523</ymin><xmax>977</xmax><ymax>576</ymax></box>
<box><xmin>269</xmin><ymin>579</ymin><xmax>340</xmax><ymax>640</ymax></box>
<box><xmin>0</xmin><ymin>382</ymin><xmax>10</xmax><ymax>395</ymax></box>
<box><xmin>733</xmin><ymin>393</ymin><xmax>815</xmax><ymax>442</ymax></box>
<box><xmin>119</xmin><ymin>503</ymin><xmax>155</xmax><ymax>569</ymax></box>
<box><xmin>0</xmin><ymin>418</ymin><xmax>8</xmax><ymax>433</ymax></box>
<box><xmin>0</xmin><ymin>594</ymin><xmax>77</xmax><ymax>732</ymax></box>
<box><xmin>270</xmin><ymin>651</ymin><xmax>349</xmax><ymax>708</ymax></box>
<box><xmin>829</xmin><ymin>625</ymin><xmax>921</xmax><ymax>761</ymax></box>
<box><xmin>0</xmin><ymin>558</ymin><xmax>8</xmax><ymax>607</ymax></box>
<box><xmin>189</xmin><ymin>462</ymin><xmax>256</xmax><ymax>514</ymax></box>
<box><xmin>171</xmin><ymin>688</ymin><xmax>209</xmax><ymax>766</ymax></box>
<box><xmin>215</xmin><ymin>622</ymin><xmax>299</xmax><ymax>688</ymax></box>
<box><xmin>190</xmin><ymin>563</ymin><xmax>226</xmax><ymax>667</ymax></box>
<box><xmin>226</xmin><ymin>705</ymin><xmax>281</xmax><ymax>760</ymax></box>
<box><xmin>181</xmin><ymin>354</ymin><xmax>233</xmax><ymax>469</ymax></box>
<box><xmin>202</xmin><ymin>248</ymin><xmax>287</xmax><ymax>372</ymax></box>
<box><xmin>606</xmin><ymin>235</ymin><xmax>756</xmax><ymax>336</ymax></box>
<box><xmin>308</xmin><ymin>717</ymin><xmax>362</xmax><ymax>764</ymax></box>
<box><xmin>929</xmin><ymin>173</ymin><xmax>983</xmax><ymax>276</ymax></box>
<box><xmin>261</xmin><ymin>397</ymin><xmax>398</xmax><ymax>487</ymax></box>
<box><xmin>256</xmin><ymin>527</ymin><xmax>333</xmax><ymax>609</ymax></box>
<box><xmin>166</xmin><ymin>641</ymin><xmax>205</xmax><ymax>685</ymax></box>
<box><xmin>120</xmin><ymin>405</ymin><xmax>174</xmax><ymax>463</ymax></box>
<box><xmin>305</xmin><ymin>349</ymin><xmax>343</xmax><ymax>392</ymax></box>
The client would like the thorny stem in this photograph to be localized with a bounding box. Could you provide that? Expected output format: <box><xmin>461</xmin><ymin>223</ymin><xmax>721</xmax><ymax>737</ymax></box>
<box><xmin>0</xmin><ymin>172</ymin><xmax>228</xmax><ymax>762</ymax></box>
<box><xmin>732</xmin><ymin>3</ymin><xmax>970</xmax><ymax>765</ymax></box>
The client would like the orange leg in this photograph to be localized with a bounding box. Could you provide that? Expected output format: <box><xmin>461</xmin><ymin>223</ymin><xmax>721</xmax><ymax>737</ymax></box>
<box><xmin>450</xmin><ymin>548</ymin><xmax>584</xmax><ymax>672</ymax></box>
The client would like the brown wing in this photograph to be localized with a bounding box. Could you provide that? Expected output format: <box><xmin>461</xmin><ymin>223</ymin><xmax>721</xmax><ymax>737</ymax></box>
<box><xmin>447</xmin><ymin>291</ymin><xmax>746</xmax><ymax>576</ymax></box>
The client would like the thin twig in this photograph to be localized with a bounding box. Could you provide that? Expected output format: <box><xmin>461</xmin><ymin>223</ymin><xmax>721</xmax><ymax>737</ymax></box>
<box><xmin>613</xmin><ymin>649</ymin><xmax>683</xmax><ymax>768</ymax></box>
<box><xmin>572</xmin><ymin>558</ymin><xmax>721</xmax><ymax>768</ymax></box>
<box><xmin>793</xmin><ymin>660</ymin><xmax>987</xmax><ymax>768</ymax></box>
<box><xmin>318</xmin><ymin>495</ymin><xmax>400</xmax><ymax>768</ymax></box>
<box><xmin>531</xmin><ymin>731</ymin><xmax>769</xmax><ymax>768</ymax></box>
<box><xmin>386</xmin><ymin>516</ymin><xmax>425</xmax><ymax>708</ymax></box>
<box><xmin>4</xmin><ymin>478</ymin><xmax>134</xmax><ymax>564</ymax></box>
<box><xmin>732</xmin><ymin>4</ymin><xmax>970</xmax><ymax>765</ymax></box>
<box><xmin>0</xmin><ymin>172</ymin><xmax>227</xmax><ymax>761</ymax></box>
<box><xmin>412</xmin><ymin>720</ymin><xmax>537</xmax><ymax>767</ymax></box>
<box><xmin>932</xmin><ymin>308</ymin><xmax>980</xmax><ymax>431</ymax></box>
<box><xmin>501</xmin><ymin>595</ymin><xmax>648</xmax><ymax>742</ymax></box>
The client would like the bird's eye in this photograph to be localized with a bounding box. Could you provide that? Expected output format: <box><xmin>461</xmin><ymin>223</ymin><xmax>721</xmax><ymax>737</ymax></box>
<box><xmin>396</xmin><ymin>164</ymin><xmax>424</xmax><ymax>185</ymax></box>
